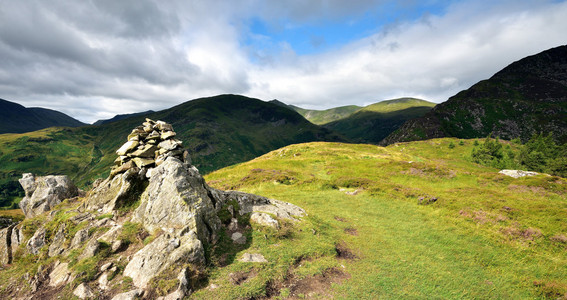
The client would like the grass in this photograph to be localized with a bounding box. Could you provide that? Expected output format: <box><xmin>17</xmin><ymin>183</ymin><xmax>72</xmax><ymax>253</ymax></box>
<box><xmin>203</xmin><ymin>139</ymin><xmax>567</xmax><ymax>299</ymax></box>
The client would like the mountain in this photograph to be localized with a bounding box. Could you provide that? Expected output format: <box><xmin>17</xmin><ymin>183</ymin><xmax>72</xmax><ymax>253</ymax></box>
<box><xmin>92</xmin><ymin>110</ymin><xmax>155</xmax><ymax>125</ymax></box>
<box><xmin>269</xmin><ymin>99</ymin><xmax>362</xmax><ymax>125</ymax></box>
<box><xmin>0</xmin><ymin>94</ymin><xmax>344</xmax><ymax>206</ymax></box>
<box><xmin>382</xmin><ymin>45</ymin><xmax>567</xmax><ymax>145</ymax></box>
<box><xmin>0</xmin><ymin>98</ymin><xmax>85</xmax><ymax>133</ymax></box>
<box><xmin>324</xmin><ymin>98</ymin><xmax>435</xmax><ymax>144</ymax></box>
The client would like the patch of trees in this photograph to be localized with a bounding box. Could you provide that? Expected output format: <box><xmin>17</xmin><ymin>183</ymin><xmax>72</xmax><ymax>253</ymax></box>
<box><xmin>471</xmin><ymin>133</ymin><xmax>567</xmax><ymax>177</ymax></box>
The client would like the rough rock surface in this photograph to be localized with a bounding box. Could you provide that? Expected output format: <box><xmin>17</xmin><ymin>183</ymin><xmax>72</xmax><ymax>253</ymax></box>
<box><xmin>18</xmin><ymin>173</ymin><xmax>79</xmax><ymax>218</ymax></box>
<box><xmin>123</xmin><ymin>229</ymin><xmax>204</xmax><ymax>288</ymax></box>
<box><xmin>131</xmin><ymin>157</ymin><xmax>221</xmax><ymax>242</ymax></box>
<box><xmin>499</xmin><ymin>169</ymin><xmax>540</xmax><ymax>178</ymax></box>
<box><xmin>3</xmin><ymin>119</ymin><xmax>307</xmax><ymax>299</ymax></box>
<box><xmin>0</xmin><ymin>225</ymin><xmax>14</xmax><ymax>265</ymax></box>
<box><xmin>240</xmin><ymin>253</ymin><xmax>268</xmax><ymax>263</ymax></box>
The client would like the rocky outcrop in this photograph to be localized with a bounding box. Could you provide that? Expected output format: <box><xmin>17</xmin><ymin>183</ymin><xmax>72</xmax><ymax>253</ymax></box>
<box><xmin>18</xmin><ymin>173</ymin><xmax>79</xmax><ymax>218</ymax></box>
<box><xmin>0</xmin><ymin>224</ymin><xmax>14</xmax><ymax>265</ymax></box>
<box><xmin>499</xmin><ymin>169</ymin><xmax>541</xmax><ymax>178</ymax></box>
<box><xmin>2</xmin><ymin>119</ymin><xmax>306</xmax><ymax>299</ymax></box>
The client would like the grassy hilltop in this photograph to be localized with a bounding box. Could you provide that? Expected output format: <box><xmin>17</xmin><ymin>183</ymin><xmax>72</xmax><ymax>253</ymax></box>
<box><xmin>200</xmin><ymin>139</ymin><xmax>567</xmax><ymax>299</ymax></box>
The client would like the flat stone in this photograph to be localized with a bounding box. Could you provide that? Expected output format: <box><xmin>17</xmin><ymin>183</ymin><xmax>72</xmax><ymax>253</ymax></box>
<box><xmin>158</xmin><ymin>139</ymin><xmax>180</xmax><ymax>151</ymax></box>
<box><xmin>130</xmin><ymin>144</ymin><xmax>158</xmax><ymax>158</ymax></box>
<box><xmin>239</xmin><ymin>253</ymin><xmax>268</xmax><ymax>263</ymax></box>
<box><xmin>111</xmin><ymin>289</ymin><xmax>144</xmax><ymax>300</ymax></box>
<box><xmin>132</xmin><ymin>157</ymin><xmax>155</xmax><ymax>168</ymax></box>
<box><xmin>161</xmin><ymin>131</ymin><xmax>176</xmax><ymax>140</ymax></box>
<box><xmin>116</xmin><ymin>140</ymin><xmax>139</xmax><ymax>156</ymax></box>
<box><xmin>231</xmin><ymin>232</ymin><xmax>246</xmax><ymax>244</ymax></box>
<box><xmin>499</xmin><ymin>169</ymin><xmax>540</xmax><ymax>178</ymax></box>
<box><xmin>250</xmin><ymin>212</ymin><xmax>279</xmax><ymax>229</ymax></box>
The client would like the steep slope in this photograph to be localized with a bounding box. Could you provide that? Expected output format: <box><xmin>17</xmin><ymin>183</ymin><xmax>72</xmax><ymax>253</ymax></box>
<box><xmin>0</xmin><ymin>99</ymin><xmax>85</xmax><ymax>133</ymax></box>
<box><xmin>0</xmin><ymin>94</ymin><xmax>343</xmax><ymax>206</ymax></box>
<box><xmin>382</xmin><ymin>45</ymin><xmax>567</xmax><ymax>145</ymax></box>
<box><xmin>324</xmin><ymin>98</ymin><xmax>435</xmax><ymax>144</ymax></box>
<box><xmin>92</xmin><ymin>110</ymin><xmax>154</xmax><ymax>125</ymax></box>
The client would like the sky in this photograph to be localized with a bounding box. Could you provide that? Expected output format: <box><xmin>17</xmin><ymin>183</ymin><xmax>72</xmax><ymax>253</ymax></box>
<box><xmin>0</xmin><ymin>0</ymin><xmax>566</xmax><ymax>123</ymax></box>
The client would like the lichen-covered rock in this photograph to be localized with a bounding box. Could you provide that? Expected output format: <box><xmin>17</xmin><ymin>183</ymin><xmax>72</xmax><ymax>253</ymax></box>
<box><xmin>73</xmin><ymin>282</ymin><xmax>95</xmax><ymax>299</ymax></box>
<box><xmin>26</xmin><ymin>227</ymin><xmax>46</xmax><ymax>255</ymax></box>
<box><xmin>123</xmin><ymin>229</ymin><xmax>204</xmax><ymax>288</ymax></box>
<box><xmin>18</xmin><ymin>174</ymin><xmax>78</xmax><ymax>218</ymax></box>
<box><xmin>499</xmin><ymin>169</ymin><xmax>540</xmax><ymax>178</ymax></box>
<box><xmin>48</xmin><ymin>224</ymin><xmax>66</xmax><ymax>257</ymax></box>
<box><xmin>0</xmin><ymin>225</ymin><xmax>14</xmax><ymax>265</ymax></box>
<box><xmin>49</xmin><ymin>261</ymin><xmax>72</xmax><ymax>287</ymax></box>
<box><xmin>132</xmin><ymin>157</ymin><xmax>221</xmax><ymax>242</ymax></box>
<box><xmin>85</xmin><ymin>168</ymin><xmax>146</xmax><ymax>213</ymax></box>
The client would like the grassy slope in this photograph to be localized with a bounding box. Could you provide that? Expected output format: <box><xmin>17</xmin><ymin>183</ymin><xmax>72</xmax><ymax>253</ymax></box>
<box><xmin>289</xmin><ymin>105</ymin><xmax>362</xmax><ymax>125</ymax></box>
<box><xmin>325</xmin><ymin>98</ymin><xmax>436</xmax><ymax>144</ymax></box>
<box><xmin>204</xmin><ymin>139</ymin><xmax>567</xmax><ymax>299</ymax></box>
<box><xmin>0</xmin><ymin>94</ymin><xmax>343</xmax><ymax>206</ymax></box>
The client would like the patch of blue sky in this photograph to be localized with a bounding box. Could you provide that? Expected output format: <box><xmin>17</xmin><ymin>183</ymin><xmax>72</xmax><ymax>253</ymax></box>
<box><xmin>243</xmin><ymin>0</ymin><xmax>452</xmax><ymax>58</ymax></box>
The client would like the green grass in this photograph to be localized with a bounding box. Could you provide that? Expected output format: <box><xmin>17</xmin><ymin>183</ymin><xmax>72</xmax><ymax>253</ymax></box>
<box><xmin>203</xmin><ymin>139</ymin><xmax>567</xmax><ymax>299</ymax></box>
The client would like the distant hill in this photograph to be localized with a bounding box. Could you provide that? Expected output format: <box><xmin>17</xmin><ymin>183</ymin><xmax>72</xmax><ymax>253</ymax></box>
<box><xmin>0</xmin><ymin>99</ymin><xmax>85</xmax><ymax>133</ymax></box>
<box><xmin>324</xmin><ymin>98</ymin><xmax>436</xmax><ymax>144</ymax></box>
<box><xmin>93</xmin><ymin>110</ymin><xmax>155</xmax><ymax>125</ymax></box>
<box><xmin>278</xmin><ymin>103</ymin><xmax>362</xmax><ymax>125</ymax></box>
<box><xmin>0</xmin><ymin>94</ymin><xmax>344</xmax><ymax>206</ymax></box>
<box><xmin>382</xmin><ymin>45</ymin><xmax>567</xmax><ymax>145</ymax></box>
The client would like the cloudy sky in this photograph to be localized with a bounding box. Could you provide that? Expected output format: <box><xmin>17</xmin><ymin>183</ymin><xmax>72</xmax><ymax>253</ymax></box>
<box><xmin>0</xmin><ymin>0</ymin><xmax>566</xmax><ymax>123</ymax></box>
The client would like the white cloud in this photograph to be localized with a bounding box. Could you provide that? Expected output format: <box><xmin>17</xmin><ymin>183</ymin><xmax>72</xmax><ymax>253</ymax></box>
<box><xmin>0</xmin><ymin>0</ymin><xmax>565</xmax><ymax>122</ymax></box>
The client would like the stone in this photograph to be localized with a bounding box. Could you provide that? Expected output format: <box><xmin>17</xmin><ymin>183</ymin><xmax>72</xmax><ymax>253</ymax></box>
<box><xmin>499</xmin><ymin>169</ymin><xmax>540</xmax><ymax>178</ymax></box>
<box><xmin>239</xmin><ymin>253</ymin><xmax>268</xmax><ymax>263</ymax></box>
<box><xmin>111</xmin><ymin>289</ymin><xmax>144</xmax><ymax>300</ymax></box>
<box><xmin>85</xmin><ymin>168</ymin><xmax>146</xmax><ymax>213</ymax></box>
<box><xmin>27</xmin><ymin>227</ymin><xmax>46</xmax><ymax>255</ymax></box>
<box><xmin>111</xmin><ymin>160</ymin><xmax>136</xmax><ymax>177</ymax></box>
<box><xmin>48</xmin><ymin>224</ymin><xmax>67</xmax><ymax>257</ymax></box>
<box><xmin>123</xmin><ymin>230</ymin><xmax>204</xmax><ymax>288</ymax></box>
<box><xmin>73</xmin><ymin>282</ymin><xmax>95</xmax><ymax>299</ymax></box>
<box><xmin>18</xmin><ymin>174</ymin><xmax>79</xmax><ymax>218</ymax></box>
<box><xmin>70</xmin><ymin>228</ymin><xmax>89</xmax><ymax>249</ymax></box>
<box><xmin>111</xmin><ymin>239</ymin><xmax>123</xmax><ymax>253</ymax></box>
<box><xmin>156</xmin><ymin>121</ymin><xmax>173</xmax><ymax>131</ymax></box>
<box><xmin>79</xmin><ymin>239</ymin><xmax>101</xmax><ymax>259</ymax></box>
<box><xmin>101</xmin><ymin>262</ymin><xmax>113</xmax><ymax>272</ymax></box>
<box><xmin>231</xmin><ymin>232</ymin><xmax>246</xmax><ymax>244</ymax></box>
<box><xmin>227</xmin><ymin>218</ymin><xmax>238</xmax><ymax>231</ymax></box>
<box><xmin>0</xmin><ymin>225</ymin><xmax>14</xmax><ymax>265</ymax></box>
<box><xmin>98</xmin><ymin>272</ymin><xmax>110</xmax><ymax>290</ymax></box>
<box><xmin>161</xmin><ymin>131</ymin><xmax>176</xmax><ymax>140</ymax></box>
<box><xmin>132</xmin><ymin>157</ymin><xmax>155</xmax><ymax>168</ymax></box>
<box><xmin>130</xmin><ymin>144</ymin><xmax>158</xmax><ymax>158</ymax></box>
<box><xmin>116</xmin><ymin>140</ymin><xmax>139</xmax><ymax>156</ymax></box>
<box><xmin>250</xmin><ymin>212</ymin><xmax>280</xmax><ymax>229</ymax></box>
<box><xmin>49</xmin><ymin>262</ymin><xmax>71</xmax><ymax>287</ymax></box>
<box><xmin>131</xmin><ymin>157</ymin><xmax>220</xmax><ymax>243</ymax></box>
<box><xmin>158</xmin><ymin>139</ymin><xmax>181</xmax><ymax>151</ymax></box>
<box><xmin>11</xmin><ymin>225</ymin><xmax>23</xmax><ymax>250</ymax></box>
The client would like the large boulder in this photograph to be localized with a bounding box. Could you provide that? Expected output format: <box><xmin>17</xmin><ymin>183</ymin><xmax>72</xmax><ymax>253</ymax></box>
<box><xmin>18</xmin><ymin>173</ymin><xmax>78</xmax><ymax>218</ymax></box>
<box><xmin>132</xmin><ymin>157</ymin><xmax>221</xmax><ymax>243</ymax></box>
<box><xmin>0</xmin><ymin>225</ymin><xmax>14</xmax><ymax>265</ymax></box>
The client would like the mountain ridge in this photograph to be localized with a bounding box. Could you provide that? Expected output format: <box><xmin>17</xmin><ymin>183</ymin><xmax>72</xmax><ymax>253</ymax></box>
<box><xmin>0</xmin><ymin>99</ymin><xmax>85</xmax><ymax>134</ymax></box>
<box><xmin>382</xmin><ymin>45</ymin><xmax>567</xmax><ymax>145</ymax></box>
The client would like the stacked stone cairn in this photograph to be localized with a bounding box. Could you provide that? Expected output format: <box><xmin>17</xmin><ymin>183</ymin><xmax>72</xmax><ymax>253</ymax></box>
<box><xmin>111</xmin><ymin>118</ymin><xmax>188</xmax><ymax>177</ymax></box>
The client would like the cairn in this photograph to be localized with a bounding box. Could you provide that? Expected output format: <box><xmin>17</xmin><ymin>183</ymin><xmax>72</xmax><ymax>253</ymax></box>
<box><xmin>111</xmin><ymin>118</ymin><xmax>188</xmax><ymax>177</ymax></box>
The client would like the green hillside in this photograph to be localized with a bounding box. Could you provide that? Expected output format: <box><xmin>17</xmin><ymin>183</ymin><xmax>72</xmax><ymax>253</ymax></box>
<box><xmin>201</xmin><ymin>140</ymin><xmax>567</xmax><ymax>299</ymax></box>
<box><xmin>0</xmin><ymin>94</ymin><xmax>343</xmax><ymax>208</ymax></box>
<box><xmin>382</xmin><ymin>45</ymin><xmax>567</xmax><ymax>145</ymax></box>
<box><xmin>288</xmin><ymin>104</ymin><xmax>362</xmax><ymax>125</ymax></box>
<box><xmin>324</xmin><ymin>98</ymin><xmax>435</xmax><ymax>144</ymax></box>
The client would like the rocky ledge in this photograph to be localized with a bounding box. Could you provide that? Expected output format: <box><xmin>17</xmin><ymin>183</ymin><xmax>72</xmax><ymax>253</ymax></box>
<box><xmin>0</xmin><ymin>119</ymin><xmax>306</xmax><ymax>299</ymax></box>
